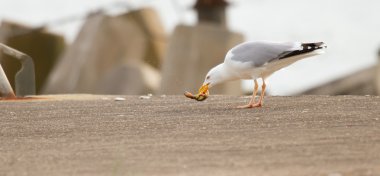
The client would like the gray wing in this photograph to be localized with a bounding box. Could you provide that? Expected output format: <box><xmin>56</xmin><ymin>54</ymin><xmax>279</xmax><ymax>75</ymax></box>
<box><xmin>228</xmin><ymin>41</ymin><xmax>302</xmax><ymax>67</ymax></box>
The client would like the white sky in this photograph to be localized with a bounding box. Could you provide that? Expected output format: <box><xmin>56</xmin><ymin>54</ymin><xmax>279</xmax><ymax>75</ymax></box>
<box><xmin>1</xmin><ymin>0</ymin><xmax>379</xmax><ymax>95</ymax></box>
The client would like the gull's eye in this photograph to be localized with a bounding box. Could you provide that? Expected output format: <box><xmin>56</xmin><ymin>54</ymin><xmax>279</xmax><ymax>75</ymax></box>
<box><xmin>206</xmin><ymin>76</ymin><xmax>210</xmax><ymax>80</ymax></box>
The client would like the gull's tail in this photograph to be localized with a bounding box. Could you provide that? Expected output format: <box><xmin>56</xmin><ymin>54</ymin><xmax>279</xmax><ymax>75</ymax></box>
<box><xmin>279</xmin><ymin>42</ymin><xmax>326</xmax><ymax>60</ymax></box>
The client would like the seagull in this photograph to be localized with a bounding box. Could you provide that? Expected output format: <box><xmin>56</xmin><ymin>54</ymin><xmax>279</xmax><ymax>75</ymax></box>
<box><xmin>194</xmin><ymin>41</ymin><xmax>326</xmax><ymax>108</ymax></box>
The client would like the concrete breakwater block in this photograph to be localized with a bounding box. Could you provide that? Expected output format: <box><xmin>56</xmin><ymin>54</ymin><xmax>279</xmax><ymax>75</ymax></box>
<box><xmin>43</xmin><ymin>8</ymin><xmax>166</xmax><ymax>94</ymax></box>
<box><xmin>160</xmin><ymin>24</ymin><xmax>244</xmax><ymax>95</ymax></box>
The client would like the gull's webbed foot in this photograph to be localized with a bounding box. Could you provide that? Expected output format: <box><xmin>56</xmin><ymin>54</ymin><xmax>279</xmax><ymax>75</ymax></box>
<box><xmin>237</xmin><ymin>102</ymin><xmax>262</xmax><ymax>109</ymax></box>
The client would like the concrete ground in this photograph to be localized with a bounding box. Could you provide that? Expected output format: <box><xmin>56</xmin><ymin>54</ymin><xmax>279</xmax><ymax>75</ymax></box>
<box><xmin>0</xmin><ymin>95</ymin><xmax>379</xmax><ymax>176</ymax></box>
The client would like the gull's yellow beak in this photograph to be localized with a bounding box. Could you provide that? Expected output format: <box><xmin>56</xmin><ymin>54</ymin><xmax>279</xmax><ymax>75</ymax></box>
<box><xmin>198</xmin><ymin>83</ymin><xmax>210</xmax><ymax>95</ymax></box>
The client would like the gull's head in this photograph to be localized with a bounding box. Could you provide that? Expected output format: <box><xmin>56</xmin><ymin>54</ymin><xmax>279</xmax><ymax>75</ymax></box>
<box><xmin>198</xmin><ymin>64</ymin><xmax>226</xmax><ymax>95</ymax></box>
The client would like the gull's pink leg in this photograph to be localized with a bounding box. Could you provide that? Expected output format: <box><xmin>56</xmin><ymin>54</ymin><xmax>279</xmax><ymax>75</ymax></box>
<box><xmin>237</xmin><ymin>79</ymin><xmax>259</xmax><ymax>109</ymax></box>
<box><xmin>251</xmin><ymin>79</ymin><xmax>266</xmax><ymax>107</ymax></box>
<box><xmin>238</xmin><ymin>79</ymin><xmax>266</xmax><ymax>109</ymax></box>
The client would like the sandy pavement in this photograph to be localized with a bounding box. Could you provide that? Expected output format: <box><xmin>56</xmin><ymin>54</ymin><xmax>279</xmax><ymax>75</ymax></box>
<box><xmin>0</xmin><ymin>95</ymin><xmax>379</xmax><ymax>176</ymax></box>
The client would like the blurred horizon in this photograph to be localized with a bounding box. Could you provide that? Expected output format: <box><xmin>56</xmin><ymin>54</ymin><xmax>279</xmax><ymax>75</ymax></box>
<box><xmin>1</xmin><ymin>0</ymin><xmax>379</xmax><ymax>95</ymax></box>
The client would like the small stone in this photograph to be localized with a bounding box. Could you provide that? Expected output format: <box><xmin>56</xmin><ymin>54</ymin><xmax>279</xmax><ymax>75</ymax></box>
<box><xmin>114</xmin><ymin>97</ymin><xmax>126</xmax><ymax>101</ymax></box>
<box><xmin>139</xmin><ymin>96</ymin><xmax>151</xmax><ymax>99</ymax></box>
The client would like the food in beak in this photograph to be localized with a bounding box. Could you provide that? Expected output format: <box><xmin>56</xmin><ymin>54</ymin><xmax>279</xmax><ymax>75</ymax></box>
<box><xmin>184</xmin><ymin>91</ymin><xmax>208</xmax><ymax>101</ymax></box>
<box><xmin>198</xmin><ymin>84</ymin><xmax>209</xmax><ymax>95</ymax></box>
<box><xmin>184</xmin><ymin>84</ymin><xmax>209</xmax><ymax>101</ymax></box>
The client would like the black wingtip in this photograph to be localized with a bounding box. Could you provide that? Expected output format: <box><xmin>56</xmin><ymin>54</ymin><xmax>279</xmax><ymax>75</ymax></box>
<box><xmin>302</xmin><ymin>42</ymin><xmax>326</xmax><ymax>49</ymax></box>
<box><xmin>278</xmin><ymin>42</ymin><xmax>326</xmax><ymax>60</ymax></box>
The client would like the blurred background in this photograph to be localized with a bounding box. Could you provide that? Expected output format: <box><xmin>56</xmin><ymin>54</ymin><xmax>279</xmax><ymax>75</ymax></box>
<box><xmin>0</xmin><ymin>0</ymin><xmax>379</xmax><ymax>96</ymax></box>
